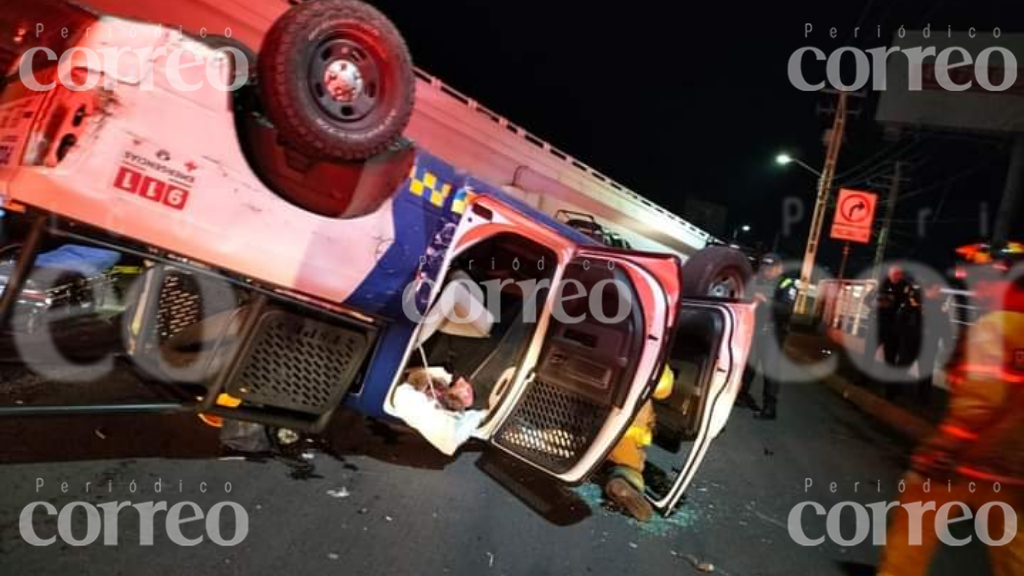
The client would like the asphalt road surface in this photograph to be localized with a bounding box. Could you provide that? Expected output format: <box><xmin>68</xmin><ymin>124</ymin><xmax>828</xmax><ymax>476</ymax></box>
<box><xmin>0</xmin><ymin>358</ymin><xmax>993</xmax><ymax>576</ymax></box>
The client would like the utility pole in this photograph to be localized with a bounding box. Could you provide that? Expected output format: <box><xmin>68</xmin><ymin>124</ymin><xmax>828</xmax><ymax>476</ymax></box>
<box><xmin>993</xmin><ymin>134</ymin><xmax>1024</xmax><ymax>246</ymax></box>
<box><xmin>795</xmin><ymin>91</ymin><xmax>849</xmax><ymax>316</ymax></box>
<box><xmin>873</xmin><ymin>160</ymin><xmax>904</xmax><ymax>274</ymax></box>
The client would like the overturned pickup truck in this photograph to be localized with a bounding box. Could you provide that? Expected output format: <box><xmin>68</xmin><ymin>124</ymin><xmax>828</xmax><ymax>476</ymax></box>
<box><xmin>0</xmin><ymin>0</ymin><xmax>754</xmax><ymax>515</ymax></box>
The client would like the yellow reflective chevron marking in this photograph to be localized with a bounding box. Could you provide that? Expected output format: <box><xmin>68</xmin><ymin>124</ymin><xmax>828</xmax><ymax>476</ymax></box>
<box><xmin>408</xmin><ymin>166</ymin><xmax>452</xmax><ymax>207</ymax></box>
<box><xmin>452</xmin><ymin>189</ymin><xmax>475</xmax><ymax>214</ymax></box>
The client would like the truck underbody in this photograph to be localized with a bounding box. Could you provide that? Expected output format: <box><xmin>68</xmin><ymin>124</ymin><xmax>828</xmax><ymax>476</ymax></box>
<box><xmin>59</xmin><ymin>0</ymin><xmax>717</xmax><ymax>257</ymax></box>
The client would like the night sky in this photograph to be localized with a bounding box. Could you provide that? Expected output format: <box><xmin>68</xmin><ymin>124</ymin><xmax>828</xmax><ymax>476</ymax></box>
<box><xmin>373</xmin><ymin>0</ymin><xmax>1024</xmax><ymax>276</ymax></box>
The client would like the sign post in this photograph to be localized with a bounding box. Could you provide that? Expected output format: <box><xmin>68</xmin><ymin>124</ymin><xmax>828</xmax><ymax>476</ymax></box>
<box><xmin>826</xmin><ymin>188</ymin><xmax>878</xmax><ymax>327</ymax></box>
<box><xmin>823</xmin><ymin>188</ymin><xmax>880</xmax><ymax>323</ymax></box>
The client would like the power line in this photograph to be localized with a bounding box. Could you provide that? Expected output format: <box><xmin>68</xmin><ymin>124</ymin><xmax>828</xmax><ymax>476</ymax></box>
<box><xmin>887</xmin><ymin>180</ymin><xmax>954</xmax><ymax>205</ymax></box>
<box><xmin>889</xmin><ymin>216</ymin><xmax>981</xmax><ymax>224</ymax></box>
<box><xmin>890</xmin><ymin>228</ymin><xmax>920</xmax><ymax>237</ymax></box>
<box><xmin>836</xmin><ymin>127</ymin><xmax>994</xmax><ymax>193</ymax></box>
<box><xmin>835</xmin><ymin>140</ymin><xmax>928</xmax><ymax>189</ymax></box>
<box><xmin>840</xmin><ymin>159</ymin><xmax>914</xmax><ymax>191</ymax></box>
<box><xmin>833</xmin><ymin>137</ymin><xmax>917</xmax><ymax>183</ymax></box>
<box><xmin>843</xmin><ymin>0</ymin><xmax>879</xmax><ymax>45</ymax></box>
<box><xmin>917</xmin><ymin>0</ymin><xmax>948</xmax><ymax>28</ymax></box>
<box><xmin>932</xmin><ymin>179</ymin><xmax>953</xmax><ymax>221</ymax></box>
<box><xmin>883</xmin><ymin>159</ymin><xmax>995</xmax><ymax>205</ymax></box>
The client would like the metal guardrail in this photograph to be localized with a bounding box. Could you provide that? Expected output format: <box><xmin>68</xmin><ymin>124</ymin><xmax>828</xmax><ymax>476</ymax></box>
<box><xmin>412</xmin><ymin>68</ymin><xmax>715</xmax><ymax>244</ymax></box>
<box><xmin>816</xmin><ymin>280</ymin><xmax>979</xmax><ymax>338</ymax></box>
<box><xmin>817</xmin><ymin>279</ymin><xmax>876</xmax><ymax>336</ymax></box>
<box><xmin>941</xmin><ymin>288</ymin><xmax>981</xmax><ymax>328</ymax></box>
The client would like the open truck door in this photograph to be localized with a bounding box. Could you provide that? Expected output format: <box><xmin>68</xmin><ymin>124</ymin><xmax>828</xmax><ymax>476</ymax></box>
<box><xmin>478</xmin><ymin>244</ymin><xmax>755</xmax><ymax>517</ymax></box>
<box><xmin>485</xmin><ymin>247</ymin><xmax>681</xmax><ymax>483</ymax></box>
<box><xmin>643</xmin><ymin>298</ymin><xmax>754</xmax><ymax>514</ymax></box>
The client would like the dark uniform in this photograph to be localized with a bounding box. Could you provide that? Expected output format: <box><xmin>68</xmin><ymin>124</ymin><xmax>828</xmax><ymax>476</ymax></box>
<box><xmin>914</xmin><ymin>285</ymin><xmax>954</xmax><ymax>403</ymax></box>
<box><xmin>866</xmin><ymin>273</ymin><xmax>921</xmax><ymax>397</ymax></box>
<box><xmin>739</xmin><ymin>255</ymin><xmax>797</xmax><ymax>419</ymax></box>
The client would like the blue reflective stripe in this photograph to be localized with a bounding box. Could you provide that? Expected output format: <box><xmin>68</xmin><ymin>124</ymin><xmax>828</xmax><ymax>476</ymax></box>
<box><xmin>343</xmin><ymin>152</ymin><xmax>462</xmax><ymax>318</ymax></box>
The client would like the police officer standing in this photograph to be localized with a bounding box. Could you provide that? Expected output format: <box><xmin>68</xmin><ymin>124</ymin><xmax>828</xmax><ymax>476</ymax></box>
<box><xmin>913</xmin><ymin>281</ymin><xmax>953</xmax><ymax>403</ymax></box>
<box><xmin>736</xmin><ymin>253</ymin><xmax>797</xmax><ymax>420</ymax></box>
<box><xmin>866</xmin><ymin>266</ymin><xmax>920</xmax><ymax>398</ymax></box>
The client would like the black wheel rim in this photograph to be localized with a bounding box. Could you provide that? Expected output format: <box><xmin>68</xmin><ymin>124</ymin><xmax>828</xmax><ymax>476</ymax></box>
<box><xmin>308</xmin><ymin>37</ymin><xmax>383</xmax><ymax>124</ymax></box>
<box><xmin>708</xmin><ymin>270</ymin><xmax>746</xmax><ymax>299</ymax></box>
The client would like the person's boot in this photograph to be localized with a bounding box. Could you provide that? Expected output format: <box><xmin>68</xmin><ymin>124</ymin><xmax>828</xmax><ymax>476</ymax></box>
<box><xmin>735</xmin><ymin>391</ymin><xmax>760</xmax><ymax>411</ymax></box>
<box><xmin>754</xmin><ymin>404</ymin><xmax>777</xmax><ymax>420</ymax></box>
<box><xmin>605</xmin><ymin>477</ymin><xmax>654</xmax><ymax>522</ymax></box>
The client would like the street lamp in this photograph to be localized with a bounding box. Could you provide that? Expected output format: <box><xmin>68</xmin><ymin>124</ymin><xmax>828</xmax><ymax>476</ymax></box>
<box><xmin>776</xmin><ymin>153</ymin><xmax>823</xmax><ymax>178</ymax></box>
<box><xmin>774</xmin><ymin>150</ymin><xmax>836</xmax><ymax>316</ymax></box>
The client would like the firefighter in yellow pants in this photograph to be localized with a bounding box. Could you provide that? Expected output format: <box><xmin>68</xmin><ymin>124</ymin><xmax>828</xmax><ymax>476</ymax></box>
<box><xmin>604</xmin><ymin>365</ymin><xmax>674</xmax><ymax>522</ymax></box>
<box><xmin>878</xmin><ymin>274</ymin><xmax>1024</xmax><ymax>576</ymax></box>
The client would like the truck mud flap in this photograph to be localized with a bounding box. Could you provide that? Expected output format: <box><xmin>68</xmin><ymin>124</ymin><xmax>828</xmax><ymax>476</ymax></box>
<box><xmin>133</xmin><ymin>266</ymin><xmax>375</xmax><ymax>432</ymax></box>
<box><xmin>222</xmin><ymin>308</ymin><xmax>370</xmax><ymax>418</ymax></box>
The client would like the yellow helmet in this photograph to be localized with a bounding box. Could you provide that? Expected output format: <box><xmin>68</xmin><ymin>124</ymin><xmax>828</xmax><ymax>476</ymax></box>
<box><xmin>653</xmin><ymin>365</ymin><xmax>675</xmax><ymax>401</ymax></box>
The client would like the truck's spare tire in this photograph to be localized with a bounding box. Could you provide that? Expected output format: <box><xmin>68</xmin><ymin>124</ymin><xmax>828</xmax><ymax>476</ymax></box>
<box><xmin>681</xmin><ymin>246</ymin><xmax>754</xmax><ymax>300</ymax></box>
<box><xmin>259</xmin><ymin>0</ymin><xmax>415</xmax><ymax>161</ymax></box>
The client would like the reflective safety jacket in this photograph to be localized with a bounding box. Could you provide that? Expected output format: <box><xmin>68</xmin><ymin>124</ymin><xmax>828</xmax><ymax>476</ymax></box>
<box><xmin>753</xmin><ymin>276</ymin><xmax>797</xmax><ymax>331</ymax></box>
<box><xmin>915</xmin><ymin>280</ymin><xmax>1024</xmax><ymax>484</ymax></box>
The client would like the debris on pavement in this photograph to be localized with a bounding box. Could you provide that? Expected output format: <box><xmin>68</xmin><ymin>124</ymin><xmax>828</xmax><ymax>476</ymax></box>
<box><xmin>275</xmin><ymin>428</ymin><xmax>301</xmax><ymax>446</ymax></box>
<box><xmin>326</xmin><ymin>487</ymin><xmax>351</xmax><ymax>499</ymax></box>
<box><xmin>677</xmin><ymin>553</ymin><xmax>717</xmax><ymax>574</ymax></box>
<box><xmin>220</xmin><ymin>420</ymin><xmax>272</xmax><ymax>452</ymax></box>
<box><xmin>328</xmin><ymin>553</ymin><xmax>339</xmax><ymax>560</ymax></box>
<box><xmin>570</xmin><ymin>483</ymin><xmax>700</xmax><ymax>536</ymax></box>
<box><xmin>486</xmin><ymin>552</ymin><xmax>494</xmax><ymax>567</ymax></box>
<box><xmin>94</xmin><ymin>428</ymin><xmax>108</xmax><ymax>440</ymax></box>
